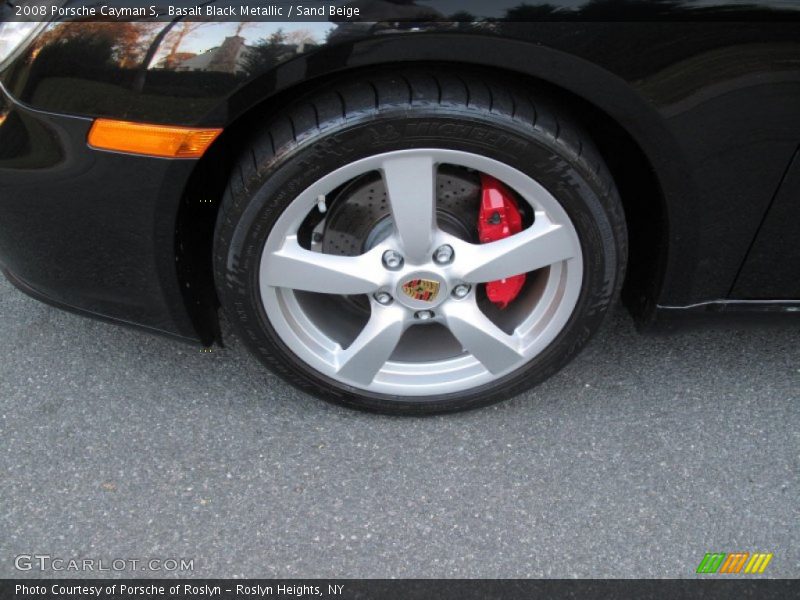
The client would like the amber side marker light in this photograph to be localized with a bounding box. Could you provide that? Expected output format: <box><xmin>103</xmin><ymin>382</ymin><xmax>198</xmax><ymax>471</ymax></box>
<box><xmin>87</xmin><ymin>119</ymin><xmax>222</xmax><ymax>159</ymax></box>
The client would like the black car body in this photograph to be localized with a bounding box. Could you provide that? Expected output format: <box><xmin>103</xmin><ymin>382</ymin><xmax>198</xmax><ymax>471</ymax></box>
<box><xmin>1</xmin><ymin>1</ymin><xmax>799</xmax><ymax>412</ymax></box>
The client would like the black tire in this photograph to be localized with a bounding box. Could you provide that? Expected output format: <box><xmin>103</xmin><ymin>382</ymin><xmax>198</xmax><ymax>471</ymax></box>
<box><xmin>213</xmin><ymin>67</ymin><xmax>627</xmax><ymax>415</ymax></box>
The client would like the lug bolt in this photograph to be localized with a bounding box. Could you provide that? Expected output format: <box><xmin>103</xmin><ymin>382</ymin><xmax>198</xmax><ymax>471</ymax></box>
<box><xmin>433</xmin><ymin>244</ymin><xmax>454</xmax><ymax>265</ymax></box>
<box><xmin>414</xmin><ymin>310</ymin><xmax>435</xmax><ymax>321</ymax></box>
<box><xmin>374</xmin><ymin>292</ymin><xmax>393</xmax><ymax>305</ymax></box>
<box><xmin>382</xmin><ymin>250</ymin><xmax>404</xmax><ymax>270</ymax></box>
<box><xmin>452</xmin><ymin>284</ymin><xmax>471</xmax><ymax>299</ymax></box>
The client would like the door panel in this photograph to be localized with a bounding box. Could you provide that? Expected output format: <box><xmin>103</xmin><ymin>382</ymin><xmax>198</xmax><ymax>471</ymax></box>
<box><xmin>732</xmin><ymin>148</ymin><xmax>800</xmax><ymax>299</ymax></box>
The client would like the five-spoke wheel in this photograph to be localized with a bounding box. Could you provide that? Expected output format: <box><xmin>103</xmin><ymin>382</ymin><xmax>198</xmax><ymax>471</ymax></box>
<box><xmin>214</xmin><ymin>69</ymin><xmax>626</xmax><ymax>413</ymax></box>
<box><xmin>259</xmin><ymin>149</ymin><xmax>583</xmax><ymax>395</ymax></box>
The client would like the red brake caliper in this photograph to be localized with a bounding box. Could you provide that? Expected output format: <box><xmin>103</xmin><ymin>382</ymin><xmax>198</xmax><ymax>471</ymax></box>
<box><xmin>477</xmin><ymin>174</ymin><xmax>526</xmax><ymax>309</ymax></box>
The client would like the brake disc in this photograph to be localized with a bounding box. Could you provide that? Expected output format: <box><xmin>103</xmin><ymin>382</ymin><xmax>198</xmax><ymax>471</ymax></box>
<box><xmin>321</xmin><ymin>165</ymin><xmax>481</xmax><ymax>257</ymax></box>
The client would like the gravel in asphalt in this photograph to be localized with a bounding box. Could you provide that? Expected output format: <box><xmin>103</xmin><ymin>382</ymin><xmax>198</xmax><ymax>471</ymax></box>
<box><xmin>1</xmin><ymin>274</ymin><xmax>797</xmax><ymax>578</ymax></box>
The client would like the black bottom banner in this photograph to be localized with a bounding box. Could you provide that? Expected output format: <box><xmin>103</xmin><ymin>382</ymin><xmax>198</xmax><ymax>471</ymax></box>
<box><xmin>2</xmin><ymin>579</ymin><xmax>799</xmax><ymax>600</ymax></box>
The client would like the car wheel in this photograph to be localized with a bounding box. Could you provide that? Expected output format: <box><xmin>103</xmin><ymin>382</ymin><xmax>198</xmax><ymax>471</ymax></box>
<box><xmin>213</xmin><ymin>68</ymin><xmax>627</xmax><ymax>414</ymax></box>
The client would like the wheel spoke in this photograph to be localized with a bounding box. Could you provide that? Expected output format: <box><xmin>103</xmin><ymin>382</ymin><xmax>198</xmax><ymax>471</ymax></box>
<box><xmin>460</xmin><ymin>213</ymin><xmax>578</xmax><ymax>283</ymax></box>
<box><xmin>262</xmin><ymin>237</ymin><xmax>384</xmax><ymax>294</ymax></box>
<box><xmin>336</xmin><ymin>306</ymin><xmax>407</xmax><ymax>385</ymax></box>
<box><xmin>381</xmin><ymin>154</ymin><xmax>437</xmax><ymax>263</ymax></box>
<box><xmin>443</xmin><ymin>300</ymin><xmax>524</xmax><ymax>374</ymax></box>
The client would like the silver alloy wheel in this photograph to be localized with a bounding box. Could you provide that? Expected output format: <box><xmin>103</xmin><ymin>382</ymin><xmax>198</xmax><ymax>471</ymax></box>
<box><xmin>259</xmin><ymin>149</ymin><xmax>583</xmax><ymax>396</ymax></box>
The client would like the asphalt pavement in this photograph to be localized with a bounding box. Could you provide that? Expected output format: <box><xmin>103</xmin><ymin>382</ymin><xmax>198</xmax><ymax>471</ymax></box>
<box><xmin>1</xmin><ymin>273</ymin><xmax>798</xmax><ymax>578</ymax></box>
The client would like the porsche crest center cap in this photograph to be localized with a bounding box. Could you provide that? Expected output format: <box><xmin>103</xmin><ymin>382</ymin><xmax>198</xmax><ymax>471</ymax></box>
<box><xmin>402</xmin><ymin>278</ymin><xmax>440</xmax><ymax>302</ymax></box>
<box><xmin>397</xmin><ymin>273</ymin><xmax>446</xmax><ymax>309</ymax></box>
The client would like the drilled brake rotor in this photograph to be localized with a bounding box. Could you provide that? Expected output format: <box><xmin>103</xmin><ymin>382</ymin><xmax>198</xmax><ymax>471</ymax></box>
<box><xmin>322</xmin><ymin>165</ymin><xmax>482</xmax><ymax>257</ymax></box>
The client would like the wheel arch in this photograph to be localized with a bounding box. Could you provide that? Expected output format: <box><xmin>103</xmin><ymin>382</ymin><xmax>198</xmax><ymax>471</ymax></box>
<box><xmin>177</xmin><ymin>35</ymin><xmax>677</xmax><ymax>343</ymax></box>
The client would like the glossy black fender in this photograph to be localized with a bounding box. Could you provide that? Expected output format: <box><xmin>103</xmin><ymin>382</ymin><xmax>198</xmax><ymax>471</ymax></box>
<box><xmin>1</xmin><ymin>6</ymin><xmax>799</xmax><ymax>342</ymax></box>
<box><xmin>0</xmin><ymin>88</ymin><xmax>200</xmax><ymax>340</ymax></box>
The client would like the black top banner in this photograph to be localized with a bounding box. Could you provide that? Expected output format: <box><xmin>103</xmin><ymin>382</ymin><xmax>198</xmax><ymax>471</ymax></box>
<box><xmin>3</xmin><ymin>0</ymin><xmax>800</xmax><ymax>23</ymax></box>
<box><xmin>2</xmin><ymin>579</ymin><xmax>800</xmax><ymax>600</ymax></box>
